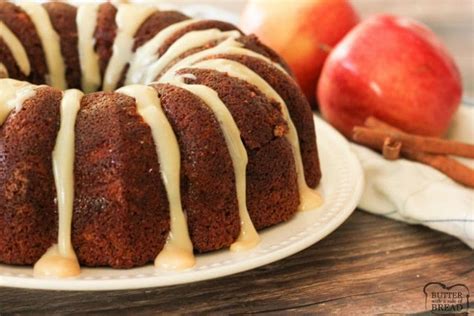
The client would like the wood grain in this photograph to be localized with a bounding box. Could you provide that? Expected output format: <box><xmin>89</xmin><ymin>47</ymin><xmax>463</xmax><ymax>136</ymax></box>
<box><xmin>0</xmin><ymin>1</ymin><xmax>472</xmax><ymax>314</ymax></box>
<box><xmin>0</xmin><ymin>211</ymin><xmax>472</xmax><ymax>314</ymax></box>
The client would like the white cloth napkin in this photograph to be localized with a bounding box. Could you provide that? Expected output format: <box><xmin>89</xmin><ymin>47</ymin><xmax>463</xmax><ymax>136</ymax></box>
<box><xmin>350</xmin><ymin>105</ymin><xmax>474</xmax><ymax>248</ymax></box>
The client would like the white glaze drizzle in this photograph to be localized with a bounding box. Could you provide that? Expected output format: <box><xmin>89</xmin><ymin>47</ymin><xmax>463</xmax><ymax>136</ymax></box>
<box><xmin>159</xmin><ymin>37</ymin><xmax>287</xmax><ymax>83</ymax></box>
<box><xmin>0</xmin><ymin>3</ymin><xmax>323</xmax><ymax>274</ymax></box>
<box><xmin>143</xmin><ymin>29</ymin><xmax>241</xmax><ymax>84</ymax></box>
<box><xmin>0</xmin><ymin>21</ymin><xmax>30</xmax><ymax>76</ymax></box>
<box><xmin>191</xmin><ymin>59</ymin><xmax>322</xmax><ymax>210</ymax></box>
<box><xmin>0</xmin><ymin>79</ymin><xmax>37</xmax><ymax>125</ymax></box>
<box><xmin>168</xmin><ymin>77</ymin><xmax>260</xmax><ymax>251</ymax></box>
<box><xmin>117</xmin><ymin>84</ymin><xmax>195</xmax><ymax>270</ymax></box>
<box><xmin>76</xmin><ymin>4</ymin><xmax>101</xmax><ymax>93</ymax></box>
<box><xmin>102</xmin><ymin>4</ymin><xmax>156</xmax><ymax>91</ymax></box>
<box><xmin>17</xmin><ymin>3</ymin><xmax>67</xmax><ymax>90</ymax></box>
<box><xmin>126</xmin><ymin>19</ymin><xmax>198</xmax><ymax>85</ymax></box>
<box><xmin>34</xmin><ymin>89</ymin><xmax>83</xmax><ymax>278</ymax></box>
<box><xmin>33</xmin><ymin>245</ymin><xmax>79</xmax><ymax>278</ymax></box>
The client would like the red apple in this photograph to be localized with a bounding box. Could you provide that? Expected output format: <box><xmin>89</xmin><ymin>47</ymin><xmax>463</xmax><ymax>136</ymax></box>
<box><xmin>241</xmin><ymin>0</ymin><xmax>359</xmax><ymax>105</ymax></box>
<box><xmin>318</xmin><ymin>14</ymin><xmax>462</xmax><ymax>138</ymax></box>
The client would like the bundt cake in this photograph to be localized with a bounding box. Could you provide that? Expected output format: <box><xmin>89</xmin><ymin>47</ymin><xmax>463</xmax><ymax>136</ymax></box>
<box><xmin>0</xmin><ymin>2</ymin><xmax>322</xmax><ymax>277</ymax></box>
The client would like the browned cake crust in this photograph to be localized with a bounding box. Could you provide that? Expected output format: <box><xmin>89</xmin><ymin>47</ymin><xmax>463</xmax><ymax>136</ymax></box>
<box><xmin>115</xmin><ymin>11</ymin><xmax>190</xmax><ymax>89</ymax></box>
<box><xmin>247</xmin><ymin>137</ymin><xmax>299</xmax><ymax>229</ymax></box>
<box><xmin>152</xmin><ymin>83</ymin><xmax>240</xmax><ymax>252</ymax></box>
<box><xmin>178</xmin><ymin>68</ymin><xmax>299</xmax><ymax>228</ymax></box>
<box><xmin>238</xmin><ymin>35</ymin><xmax>293</xmax><ymax>76</ymax></box>
<box><xmin>94</xmin><ymin>3</ymin><xmax>117</xmax><ymax>83</ymax></box>
<box><xmin>0</xmin><ymin>38</ymin><xmax>26</xmax><ymax>80</ymax></box>
<box><xmin>0</xmin><ymin>2</ymin><xmax>47</xmax><ymax>84</ymax></box>
<box><xmin>0</xmin><ymin>3</ymin><xmax>322</xmax><ymax>269</ymax></box>
<box><xmin>43</xmin><ymin>2</ymin><xmax>81</xmax><ymax>89</ymax></box>
<box><xmin>207</xmin><ymin>54</ymin><xmax>322</xmax><ymax>187</ymax></box>
<box><xmin>72</xmin><ymin>92</ymin><xmax>169</xmax><ymax>268</ymax></box>
<box><xmin>152</xmin><ymin>42</ymin><xmax>221</xmax><ymax>81</ymax></box>
<box><xmin>145</xmin><ymin>20</ymin><xmax>242</xmax><ymax>80</ymax></box>
<box><xmin>133</xmin><ymin>11</ymin><xmax>189</xmax><ymax>51</ymax></box>
<box><xmin>0</xmin><ymin>86</ymin><xmax>61</xmax><ymax>265</ymax></box>
<box><xmin>157</xmin><ymin>20</ymin><xmax>241</xmax><ymax>57</ymax></box>
<box><xmin>178</xmin><ymin>68</ymin><xmax>288</xmax><ymax>149</ymax></box>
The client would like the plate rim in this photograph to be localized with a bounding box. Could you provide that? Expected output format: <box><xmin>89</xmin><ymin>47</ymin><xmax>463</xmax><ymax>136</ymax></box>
<box><xmin>0</xmin><ymin>115</ymin><xmax>364</xmax><ymax>291</ymax></box>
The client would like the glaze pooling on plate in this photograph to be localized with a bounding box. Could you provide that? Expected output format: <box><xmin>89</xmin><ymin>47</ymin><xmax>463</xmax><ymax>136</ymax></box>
<box><xmin>0</xmin><ymin>116</ymin><xmax>364</xmax><ymax>290</ymax></box>
<box><xmin>0</xmin><ymin>2</ymin><xmax>322</xmax><ymax>278</ymax></box>
<box><xmin>33</xmin><ymin>89</ymin><xmax>84</xmax><ymax>278</ymax></box>
<box><xmin>117</xmin><ymin>85</ymin><xmax>195</xmax><ymax>271</ymax></box>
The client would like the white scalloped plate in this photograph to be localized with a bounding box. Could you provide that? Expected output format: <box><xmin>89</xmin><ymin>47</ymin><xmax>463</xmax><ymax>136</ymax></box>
<box><xmin>0</xmin><ymin>115</ymin><xmax>364</xmax><ymax>291</ymax></box>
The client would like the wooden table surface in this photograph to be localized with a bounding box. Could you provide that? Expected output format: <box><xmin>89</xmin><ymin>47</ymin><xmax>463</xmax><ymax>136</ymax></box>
<box><xmin>1</xmin><ymin>0</ymin><xmax>473</xmax><ymax>314</ymax></box>
<box><xmin>1</xmin><ymin>211</ymin><xmax>472</xmax><ymax>314</ymax></box>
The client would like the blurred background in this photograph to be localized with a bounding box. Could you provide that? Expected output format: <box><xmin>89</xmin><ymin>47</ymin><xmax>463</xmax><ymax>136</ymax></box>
<box><xmin>157</xmin><ymin>0</ymin><xmax>473</xmax><ymax>97</ymax></box>
<box><xmin>348</xmin><ymin>0</ymin><xmax>473</xmax><ymax>97</ymax></box>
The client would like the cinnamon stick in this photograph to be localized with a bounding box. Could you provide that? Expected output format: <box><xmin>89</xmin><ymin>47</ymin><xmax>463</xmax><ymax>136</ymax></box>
<box><xmin>382</xmin><ymin>137</ymin><xmax>402</xmax><ymax>160</ymax></box>
<box><xmin>356</xmin><ymin>117</ymin><xmax>474</xmax><ymax>158</ymax></box>
<box><xmin>351</xmin><ymin>116</ymin><xmax>474</xmax><ymax>188</ymax></box>
<box><xmin>404</xmin><ymin>151</ymin><xmax>474</xmax><ymax>188</ymax></box>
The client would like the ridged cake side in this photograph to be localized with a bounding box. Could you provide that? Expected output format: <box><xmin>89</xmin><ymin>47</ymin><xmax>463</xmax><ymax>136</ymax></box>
<box><xmin>0</xmin><ymin>2</ymin><xmax>322</xmax><ymax>274</ymax></box>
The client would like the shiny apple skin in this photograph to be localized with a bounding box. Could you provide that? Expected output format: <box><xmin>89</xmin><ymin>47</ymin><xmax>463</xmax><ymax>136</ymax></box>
<box><xmin>317</xmin><ymin>14</ymin><xmax>462</xmax><ymax>138</ymax></box>
<box><xmin>241</xmin><ymin>0</ymin><xmax>359</xmax><ymax>105</ymax></box>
